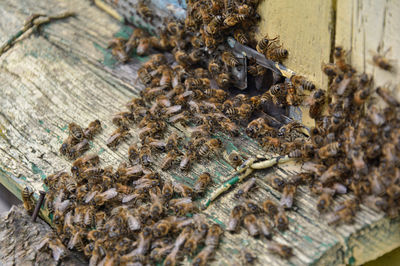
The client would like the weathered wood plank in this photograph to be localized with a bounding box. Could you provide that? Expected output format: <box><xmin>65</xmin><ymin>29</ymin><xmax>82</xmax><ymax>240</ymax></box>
<box><xmin>0</xmin><ymin>0</ymin><xmax>399</xmax><ymax>265</ymax></box>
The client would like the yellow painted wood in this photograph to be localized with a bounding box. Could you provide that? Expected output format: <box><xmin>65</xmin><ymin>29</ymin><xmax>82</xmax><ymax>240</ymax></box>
<box><xmin>0</xmin><ymin>0</ymin><xmax>399</xmax><ymax>265</ymax></box>
<box><xmin>336</xmin><ymin>0</ymin><xmax>400</xmax><ymax>101</ymax></box>
<box><xmin>257</xmin><ymin>0</ymin><xmax>334</xmax><ymax>127</ymax></box>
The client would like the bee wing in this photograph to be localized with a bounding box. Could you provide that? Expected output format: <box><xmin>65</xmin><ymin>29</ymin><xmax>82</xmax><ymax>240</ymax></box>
<box><xmin>102</xmin><ymin>188</ymin><xmax>118</xmax><ymax>200</ymax></box>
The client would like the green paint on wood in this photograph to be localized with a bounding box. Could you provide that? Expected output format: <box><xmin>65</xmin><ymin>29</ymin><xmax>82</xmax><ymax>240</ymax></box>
<box><xmin>348</xmin><ymin>256</ymin><xmax>355</xmax><ymax>265</ymax></box>
<box><xmin>45</xmin><ymin>128</ymin><xmax>51</xmax><ymax>133</ymax></box>
<box><xmin>31</xmin><ymin>163</ymin><xmax>46</xmax><ymax>179</ymax></box>
<box><xmin>93</xmin><ymin>42</ymin><xmax>117</xmax><ymax>68</ymax></box>
<box><xmin>114</xmin><ymin>24</ymin><xmax>133</xmax><ymax>40</ymax></box>
<box><xmin>98</xmin><ymin>147</ymin><xmax>106</xmax><ymax>155</ymax></box>
<box><xmin>59</xmin><ymin>124</ymin><xmax>68</xmax><ymax>132</ymax></box>
<box><xmin>20</xmin><ymin>176</ymin><xmax>27</xmax><ymax>181</ymax></box>
<box><xmin>38</xmin><ymin>120</ymin><xmax>44</xmax><ymax>125</ymax></box>
<box><xmin>304</xmin><ymin>235</ymin><xmax>313</xmax><ymax>243</ymax></box>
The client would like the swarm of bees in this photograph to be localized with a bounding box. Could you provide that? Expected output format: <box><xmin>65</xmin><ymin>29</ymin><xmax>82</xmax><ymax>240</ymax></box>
<box><xmin>59</xmin><ymin>120</ymin><xmax>102</xmax><ymax>160</ymax></box>
<box><xmin>43</xmin><ymin>153</ymin><xmax>223</xmax><ymax>265</ymax></box>
<box><xmin>29</xmin><ymin>0</ymin><xmax>400</xmax><ymax>264</ymax></box>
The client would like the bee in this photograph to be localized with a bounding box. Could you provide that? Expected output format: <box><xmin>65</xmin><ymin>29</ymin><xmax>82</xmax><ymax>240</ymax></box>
<box><xmin>308</xmin><ymin>89</ymin><xmax>326</xmax><ymax>119</ymax></box>
<box><xmin>137</xmin><ymin>68</ymin><xmax>153</xmax><ymax>86</ymax></box>
<box><xmin>322</xmin><ymin>63</ymin><xmax>338</xmax><ymax>77</ymax></box>
<box><xmin>160</xmin><ymin>150</ymin><xmax>179</xmax><ymax>170</ymax></box>
<box><xmin>317</xmin><ymin>192</ymin><xmax>332</xmax><ymax>212</ymax></box>
<box><xmin>256</xmin><ymin>35</ymin><xmax>278</xmax><ymax>54</ymax></box>
<box><xmin>216</xmin><ymin>73</ymin><xmax>231</xmax><ymax>88</ymax></box>
<box><xmin>206</xmin><ymin>15</ymin><xmax>223</xmax><ymax>35</ymax></box>
<box><xmin>198</xmin><ymin>138</ymin><xmax>223</xmax><ymax>157</ymax></box>
<box><xmin>234</xmin><ymin>29</ymin><xmax>248</xmax><ymax>44</ymax></box>
<box><xmin>194</xmin><ymin>172</ymin><xmax>211</xmax><ymax>194</ymax></box>
<box><xmin>371</xmin><ymin>51</ymin><xmax>394</xmax><ymax>71</ymax></box>
<box><xmin>290</xmin><ymin>75</ymin><xmax>315</xmax><ymax>91</ymax></box>
<box><xmin>180</xmin><ymin>151</ymin><xmax>194</xmax><ymax>172</ymax></box>
<box><xmin>227</xmin><ymin>151</ymin><xmax>243</xmax><ymax>168</ymax></box>
<box><xmin>234</xmin><ymin>177</ymin><xmax>256</xmax><ymax>199</ymax></box>
<box><xmin>205</xmin><ymin>224</ymin><xmax>223</xmax><ymax>248</ymax></box>
<box><xmin>68</xmin><ymin>122</ymin><xmax>84</xmax><ymax>141</ymax></box>
<box><xmin>243</xmin><ymin>214</ymin><xmax>259</xmax><ymax>236</ymax></box>
<box><xmin>169</xmin><ymin>197</ymin><xmax>195</xmax><ymax>215</ymax></box>
<box><xmin>376</xmin><ymin>86</ymin><xmax>400</xmax><ymax>108</ymax></box>
<box><xmin>242</xmin><ymin>249</ymin><xmax>257</xmax><ymax>265</ymax></box>
<box><xmin>208</xmin><ymin>58</ymin><xmax>221</xmax><ymax>74</ymax></box>
<box><xmin>227</xmin><ymin>205</ymin><xmax>245</xmax><ymax>232</ymax></box>
<box><xmin>184</xmin><ymin>228</ymin><xmax>207</xmax><ymax>255</ymax></box>
<box><xmin>268</xmin><ymin>242</ymin><xmax>293</xmax><ymax>259</ymax></box>
<box><xmin>274</xmin><ymin>209</ymin><xmax>289</xmax><ymax>231</ymax></box>
<box><xmin>174</xmin><ymin>50</ymin><xmax>190</xmax><ymax>66</ymax></box>
<box><xmin>112</xmin><ymin>111</ymin><xmax>134</xmax><ymax>128</ymax></box>
<box><xmin>108</xmin><ymin>38</ymin><xmax>129</xmax><ymax>62</ymax></box>
<box><xmin>68</xmin><ymin>139</ymin><xmax>89</xmax><ymax>159</ymax></box>
<box><xmin>166</xmin><ymin>133</ymin><xmax>179</xmax><ymax>151</ymax></box>
<box><xmin>258</xmin><ymin>216</ymin><xmax>273</xmax><ymax>239</ymax></box>
<box><xmin>174</xmin><ymin>183</ymin><xmax>195</xmax><ymax>198</ymax></box>
<box><xmin>268</xmin><ymin>47</ymin><xmax>289</xmax><ymax>61</ymax></box>
<box><xmin>22</xmin><ymin>187</ymin><xmax>34</xmax><ymax>213</ymax></box>
<box><xmin>83</xmin><ymin>119</ymin><xmax>101</xmax><ymax>140</ymax></box>
<box><xmin>189</xmin><ymin>49</ymin><xmax>204</xmax><ymax>64</ymax></box>
<box><xmin>318</xmin><ymin>142</ymin><xmax>341</xmax><ymax>159</ymax></box>
<box><xmin>192</xmin><ymin>246</ymin><xmax>214</xmax><ymax>266</ymax></box>
<box><xmin>59</xmin><ymin>135</ymin><xmax>78</xmax><ymax>156</ymax></box>
<box><xmin>149</xmin><ymin>191</ymin><xmax>164</xmax><ymax>219</ymax></box>
<box><xmin>327</xmin><ymin>199</ymin><xmax>358</xmax><ymax>225</ymax></box>
<box><xmin>280</xmin><ymin>184</ymin><xmax>296</xmax><ymax>209</ymax></box>
<box><xmin>221</xmin><ymin>120</ymin><xmax>240</xmax><ymax>137</ymax></box>
<box><xmin>128</xmin><ymin>143</ymin><xmax>140</xmax><ymax>164</ymax></box>
<box><xmin>222</xmin><ymin>51</ymin><xmax>239</xmax><ymax>67</ymax></box>
<box><xmin>137</xmin><ymin>1</ymin><xmax>153</xmax><ymax>21</ymax></box>
<box><xmin>106</xmin><ymin>127</ymin><xmax>129</xmax><ymax>148</ymax></box>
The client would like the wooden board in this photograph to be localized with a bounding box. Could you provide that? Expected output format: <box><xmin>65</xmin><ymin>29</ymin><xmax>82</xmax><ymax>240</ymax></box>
<box><xmin>0</xmin><ymin>0</ymin><xmax>399</xmax><ymax>265</ymax></box>
<box><xmin>336</xmin><ymin>0</ymin><xmax>400</xmax><ymax>101</ymax></box>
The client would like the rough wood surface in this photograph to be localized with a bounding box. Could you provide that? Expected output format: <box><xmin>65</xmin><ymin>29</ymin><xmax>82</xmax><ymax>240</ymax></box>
<box><xmin>0</xmin><ymin>205</ymin><xmax>85</xmax><ymax>265</ymax></box>
<box><xmin>336</xmin><ymin>0</ymin><xmax>400</xmax><ymax>100</ymax></box>
<box><xmin>0</xmin><ymin>0</ymin><xmax>399</xmax><ymax>265</ymax></box>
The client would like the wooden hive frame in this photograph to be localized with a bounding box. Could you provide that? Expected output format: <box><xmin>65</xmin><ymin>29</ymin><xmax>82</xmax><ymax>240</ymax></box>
<box><xmin>0</xmin><ymin>0</ymin><xmax>399</xmax><ymax>265</ymax></box>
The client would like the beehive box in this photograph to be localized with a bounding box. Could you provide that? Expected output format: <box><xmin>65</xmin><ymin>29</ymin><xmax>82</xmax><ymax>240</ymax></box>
<box><xmin>0</xmin><ymin>0</ymin><xmax>399</xmax><ymax>265</ymax></box>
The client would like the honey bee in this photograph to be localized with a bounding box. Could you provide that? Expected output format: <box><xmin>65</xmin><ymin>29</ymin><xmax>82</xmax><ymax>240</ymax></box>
<box><xmin>128</xmin><ymin>143</ymin><xmax>139</xmax><ymax>164</ymax></box>
<box><xmin>174</xmin><ymin>50</ymin><xmax>190</xmax><ymax>66</ymax></box>
<box><xmin>208</xmin><ymin>58</ymin><xmax>221</xmax><ymax>74</ymax></box>
<box><xmin>222</xmin><ymin>51</ymin><xmax>240</xmax><ymax>67</ymax></box>
<box><xmin>268</xmin><ymin>47</ymin><xmax>289</xmax><ymax>61</ymax></box>
<box><xmin>68</xmin><ymin>139</ymin><xmax>89</xmax><ymax>159</ymax></box>
<box><xmin>106</xmin><ymin>127</ymin><xmax>129</xmax><ymax>148</ymax></box>
<box><xmin>160</xmin><ymin>150</ymin><xmax>179</xmax><ymax>171</ymax></box>
<box><xmin>227</xmin><ymin>151</ymin><xmax>243</xmax><ymax>168</ymax></box>
<box><xmin>290</xmin><ymin>75</ymin><xmax>315</xmax><ymax>91</ymax></box>
<box><xmin>226</xmin><ymin>205</ymin><xmax>245</xmax><ymax>232</ymax></box>
<box><xmin>194</xmin><ymin>172</ymin><xmax>211</xmax><ymax>194</ymax></box>
<box><xmin>206</xmin><ymin>15</ymin><xmax>223</xmax><ymax>35</ymax></box>
<box><xmin>234</xmin><ymin>177</ymin><xmax>256</xmax><ymax>199</ymax></box>
<box><xmin>68</xmin><ymin>122</ymin><xmax>84</xmax><ymax>141</ymax></box>
<box><xmin>83</xmin><ymin>119</ymin><xmax>101</xmax><ymax>140</ymax></box>
<box><xmin>333</xmin><ymin>46</ymin><xmax>350</xmax><ymax>72</ymax></box>
<box><xmin>137</xmin><ymin>1</ymin><xmax>153</xmax><ymax>21</ymax></box>
<box><xmin>241</xmin><ymin>249</ymin><xmax>257</xmax><ymax>265</ymax></box>
<box><xmin>173</xmin><ymin>182</ymin><xmax>195</xmax><ymax>198</ymax></box>
<box><xmin>258</xmin><ymin>216</ymin><xmax>273</xmax><ymax>239</ymax></box>
<box><xmin>308</xmin><ymin>89</ymin><xmax>326</xmax><ymax>119</ymax></box>
<box><xmin>268</xmin><ymin>242</ymin><xmax>293</xmax><ymax>259</ymax></box>
<box><xmin>371</xmin><ymin>51</ymin><xmax>394</xmax><ymax>71</ymax></box>
<box><xmin>179</xmin><ymin>151</ymin><xmax>194</xmax><ymax>172</ymax></box>
<box><xmin>220</xmin><ymin>120</ymin><xmax>240</xmax><ymax>137</ymax></box>
<box><xmin>205</xmin><ymin>224</ymin><xmax>223</xmax><ymax>248</ymax></box>
<box><xmin>243</xmin><ymin>214</ymin><xmax>259</xmax><ymax>236</ymax></box>
<box><xmin>153</xmin><ymin>218</ymin><xmax>172</xmax><ymax>238</ymax></box>
<box><xmin>59</xmin><ymin>135</ymin><xmax>78</xmax><ymax>156</ymax></box>
<box><xmin>280</xmin><ymin>184</ymin><xmax>296</xmax><ymax>209</ymax></box>
<box><xmin>322</xmin><ymin>63</ymin><xmax>339</xmax><ymax>77</ymax></box>
<box><xmin>376</xmin><ymin>86</ymin><xmax>400</xmax><ymax>108</ymax></box>
<box><xmin>327</xmin><ymin>199</ymin><xmax>358</xmax><ymax>225</ymax></box>
<box><xmin>108</xmin><ymin>37</ymin><xmax>129</xmax><ymax>62</ymax></box>
<box><xmin>274</xmin><ymin>209</ymin><xmax>289</xmax><ymax>231</ymax></box>
<box><xmin>184</xmin><ymin>227</ymin><xmax>207</xmax><ymax>255</ymax></box>
<box><xmin>256</xmin><ymin>35</ymin><xmax>278</xmax><ymax>54</ymax></box>
<box><xmin>198</xmin><ymin>138</ymin><xmax>223</xmax><ymax>157</ymax></box>
<box><xmin>234</xmin><ymin>29</ymin><xmax>248</xmax><ymax>44</ymax></box>
<box><xmin>137</xmin><ymin>68</ymin><xmax>153</xmax><ymax>86</ymax></box>
<box><xmin>112</xmin><ymin>111</ymin><xmax>134</xmax><ymax>128</ymax></box>
<box><xmin>318</xmin><ymin>141</ymin><xmax>341</xmax><ymax>159</ymax></box>
<box><xmin>22</xmin><ymin>186</ymin><xmax>34</xmax><ymax>213</ymax></box>
<box><xmin>169</xmin><ymin>197</ymin><xmax>195</xmax><ymax>215</ymax></box>
<box><xmin>317</xmin><ymin>192</ymin><xmax>332</xmax><ymax>212</ymax></box>
<box><xmin>192</xmin><ymin>246</ymin><xmax>214</xmax><ymax>266</ymax></box>
<box><xmin>216</xmin><ymin>73</ymin><xmax>231</xmax><ymax>88</ymax></box>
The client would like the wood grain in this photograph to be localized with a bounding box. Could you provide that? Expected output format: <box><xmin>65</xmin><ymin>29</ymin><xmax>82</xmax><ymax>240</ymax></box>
<box><xmin>0</xmin><ymin>0</ymin><xmax>399</xmax><ymax>265</ymax></box>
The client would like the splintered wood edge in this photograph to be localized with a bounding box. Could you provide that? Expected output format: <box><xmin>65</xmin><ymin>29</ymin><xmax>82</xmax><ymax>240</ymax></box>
<box><xmin>0</xmin><ymin>0</ymin><xmax>399</xmax><ymax>265</ymax></box>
